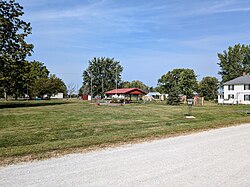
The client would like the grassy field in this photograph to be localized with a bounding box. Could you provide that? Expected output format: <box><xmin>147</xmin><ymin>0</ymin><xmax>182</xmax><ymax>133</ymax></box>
<box><xmin>1</xmin><ymin>99</ymin><xmax>250</xmax><ymax>165</ymax></box>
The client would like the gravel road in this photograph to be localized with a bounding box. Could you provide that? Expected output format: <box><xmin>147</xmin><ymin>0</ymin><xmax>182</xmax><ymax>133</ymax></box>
<box><xmin>1</xmin><ymin>124</ymin><xmax>250</xmax><ymax>187</ymax></box>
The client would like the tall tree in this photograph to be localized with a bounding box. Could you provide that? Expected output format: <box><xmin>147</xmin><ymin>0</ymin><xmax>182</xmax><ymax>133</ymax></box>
<box><xmin>218</xmin><ymin>44</ymin><xmax>250</xmax><ymax>83</ymax></box>
<box><xmin>178</xmin><ymin>69</ymin><xmax>198</xmax><ymax>98</ymax></box>
<box><xmin>199</xmin><ymin>76</ymin><xmax>218</xmax><ymax>100</ymax></box>
<box><xmin>158</xmin><ymin>68</ymin><xmax>198</xmax><ymax>104</ymax></box>
<box><xmin>158</xmin><ymin>69</ymin><xmax>184</xmax><ymax>94</ymax></box>
<box><xmin>82</xmin><ymin>57</ymin><xmax>123</xmax><ymax>97</ymax></box>
<box><xmin>0</xmin><ymin>0</ymin><xmax>33</xmax><ymax>100</ymax></box>
<box><xmin>25</xmin><ymin>61</ymin><xmax>49</xmax><ymax>98</ymax></box>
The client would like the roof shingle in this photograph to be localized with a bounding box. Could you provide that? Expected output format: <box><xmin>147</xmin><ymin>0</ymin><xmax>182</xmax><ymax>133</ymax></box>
<box><xmin>224</xmin><ymin>75</ymin><xmax>250</xmax><ymax>85</ymax></box>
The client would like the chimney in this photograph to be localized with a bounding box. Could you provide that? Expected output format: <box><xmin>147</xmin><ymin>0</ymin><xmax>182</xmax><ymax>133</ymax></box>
<box><xmin>243</xmin><ymin>72</ymin><xmax>246</xmax><ymax>76</ymax></box>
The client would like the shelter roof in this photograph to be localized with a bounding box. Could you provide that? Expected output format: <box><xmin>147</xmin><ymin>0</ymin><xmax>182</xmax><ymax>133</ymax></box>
<box><xmin>105</xmin><ymin>88</ymin><xmax>147</xmax><ymax>95</ymax></box>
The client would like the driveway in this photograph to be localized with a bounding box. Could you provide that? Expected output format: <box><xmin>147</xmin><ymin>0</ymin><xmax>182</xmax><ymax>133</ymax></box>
<box><xmin>1</xmin><ymin>124</ymin><xmax>250</xmax><ymax>186</ymax></box>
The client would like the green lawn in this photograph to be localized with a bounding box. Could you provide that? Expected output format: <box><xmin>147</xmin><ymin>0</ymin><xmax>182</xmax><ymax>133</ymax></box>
<box><xmin>1</xmin><ymin>100</ymin><xmax>250</xmax><ymax>165</ymax></box>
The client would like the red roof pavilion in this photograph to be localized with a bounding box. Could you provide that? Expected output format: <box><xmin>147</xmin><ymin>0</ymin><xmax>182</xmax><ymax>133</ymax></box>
<box><xmin>105</xmin><ymin>88</ymin><xmax>147</xmax><ymax>95</ymax></box>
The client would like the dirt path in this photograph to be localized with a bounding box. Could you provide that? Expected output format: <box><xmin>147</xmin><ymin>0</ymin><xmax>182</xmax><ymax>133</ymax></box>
<box><xmin>1</xmin><ymin>124</ymin><xmax>250</xmax><ymax>186</ymax></box>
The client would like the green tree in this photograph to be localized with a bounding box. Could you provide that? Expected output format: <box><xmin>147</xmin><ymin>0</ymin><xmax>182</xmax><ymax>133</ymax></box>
<box><xmin>31</xmin><ymin>78</ymin><xmax>49</xmax><ymax>99</ymax></box>
<box><xmin>166</xmin><ymin>90</ymin><xmax>180</xmax><ymax>105</ymax></box>
<box><xmin>82</xmin><ymin>57</ymin><xmax>123</xmax><ymax>97</ymax></box>
<box><xmin>25</xmin><ymin>61</ymin><xmax>49</xmax><ymax>98</ymax></box>
<box><xmin>178</xmin><ymin>69</ymin><xmax>198</xmax><ymax>98</ymax></box>
<box><xmin>0</xmin><ymin>0</ymin><xmax>33</xmax><ymax>100</ymax></box>
<box><xmin>121</xmin><ymin>80</ymin><xmax>149</xmax><ymax>91</ymax></box>
<box><xmin>199</xmin><ymin>76</ymin><xmax>218</xmax><ymax>100</ymax></box>
<box><xmin>48</xmin><ymin>75</ymin><xmax>67</xmax><ymax>98</ymax></box>
<box><xmin>158</xmin><ymin>68</ymin><xmax>198</xmax><ymax>105</ymax></box>
<box><xmin>157</xmin><ymin>69</ymin><xmax>184</xmax><ymax>94</ymax></box>
<box><xmin>218</xmin><ymin>44</ymin><xmax>250</xmax><ymax>83</ymax></box>
<box><xmin>31</xmin><ymin>75</ymin><xmax>66</xmax><ymax>99</ymax></box>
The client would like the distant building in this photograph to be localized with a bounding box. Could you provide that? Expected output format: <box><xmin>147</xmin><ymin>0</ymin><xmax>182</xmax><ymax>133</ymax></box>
<box><xmin>218</xmin><ymin>73</ymin><xmax>250</xmax><ymax>104</ymax></box>
<box><xmin>48</xmin><ymin>93</ymin><xmax>64</xmax><ymax>99</ymax></box>
<box><xmin>81</xmin><ymin>94</ymin><xmax>91</xmax><ymax>101</ymax></box>
<box><xmin>105</xmin><ymin>88</ymin><xmax>147</xmax><ymax>100</ymax></box>
<box><xmin>145</xmin><ymin>92</ymin><xmax>168</xmax><ymax>101</ymax></box>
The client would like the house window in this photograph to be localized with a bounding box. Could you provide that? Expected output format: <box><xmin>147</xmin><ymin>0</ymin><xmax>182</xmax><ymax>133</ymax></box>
<box><xmin>244</xmin><ymin>84</ymin><xmax>250</xmax><ymax>90</ymax></box>
<box><xmin>244</xmin><ymin>95</ymin><xmax>250</xmax><ymax>101</ymax></box>
<box><xmin>228</xmin><ymin>94</ymin><xmax>234</xmax><ymax>99</ymax></box>
<box><xmin>228</xmin><ymin>85</ymin><xmax>234</xmax><ymax>90</ymax></box>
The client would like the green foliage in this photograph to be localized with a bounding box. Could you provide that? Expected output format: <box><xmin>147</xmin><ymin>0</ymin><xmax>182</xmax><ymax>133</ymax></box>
<box><xmin>25</xmin><ymin>61</ymin><xmax>50</xmax><ymax>98</ymax></box>
<box><xmin>0</xmin><ymin>0</ymin><xmax>33</xmax><ymax>99</ymax></box>
<box><xmin>28</xmin><ymin>61</ymin><xmax>50</xmax><ymax>79</ymax></box>
<box><xmin>179</xmin><ymin>69</ymin><xmax>198</xmax><ymax>98</ymax></box>
<box><xmin>167</xmin><ymin>90</ymin><xmax>180</xmax><ymax>105</ymax></box>
<box><xmin>199</xmin><ymin>77</ymin><xmax>218</xmax><ymax>100</ymax></box>
<box><xmin>158</xmin><ymin>69</ymin><xmax>183</xmax><ymax>94</ymax></box>
<box><xmin>31</xmin><ymin>75</ymin><xmax>67</xmax><ymax>98</ymax></box>
<box><xmin>158</xmin><ymin>68</ymin><xmax>198</xmax><ymax>100</ymax></box>
<box><xmin>218</xmin><ymin>44</ymin><xmax>250</xmax><ymax>83</ymax></box>
<box><xmin>82</xmin><ymin>57</ymin><xmax>123</xmax><ymax>97</ymax></box>
<box><xmin>121</xmin><ymin>80</ymin><xmax>149</xmax><ymax>91</ymax></box>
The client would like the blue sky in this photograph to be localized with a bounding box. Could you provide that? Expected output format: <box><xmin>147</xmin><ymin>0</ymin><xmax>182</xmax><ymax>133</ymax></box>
<box><xmin>18</xmin><ymin>0</ymin><xmax>250</xmax><ymax>88</ymax></box>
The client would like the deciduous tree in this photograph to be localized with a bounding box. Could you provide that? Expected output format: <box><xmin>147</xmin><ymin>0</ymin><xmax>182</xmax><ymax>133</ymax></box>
<box><xmin>199</xmin><ymin>76</ymin><xmax>218</xmax><ymax>100</ymax></box>
<box><xmin>0</xmin><ymin>0</ymin><xmax>33</xmax><ymax>100</ymax></box>
<box><xmin>158</xmin><ymin>68</ymin><xmax>198</xmax><ymax>105</ymax></box>
<box><xmin>67</xmin><ymin>83</ymin><xmax>77</xmax><ymax>98</ymax></box>
<box><xmin>31</xmin><ymin>75</ymin><xmax>66</xmax><ymax>99</ymax></box>
<box><xmin>82</xmin><ymin>57</ymin><xmax>123</xmax><ymax>97</ymax></box>
<box><xmin>121</xmin><ymin>80</ymin><xmax>149</xmax><ymax>91</ymax></box>
<box><xmin>218</xmin><ymin>44</ymin><xmax>250</xmax><ymax>83</ymax></box>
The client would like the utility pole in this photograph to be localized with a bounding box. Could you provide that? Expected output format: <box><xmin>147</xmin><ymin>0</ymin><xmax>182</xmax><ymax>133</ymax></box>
<box><xmin>90</xmin><ymin>73</ymin><xmax>93</xmax><ymax>103</ymax></box>
<box><xmin>102</xmin><ymin>69</ymin><xmax>104</xmax><ymax>96</ymax></box>
<box><xmin>116</xmin><ymin>65</ymin><xmax>118</xmax><ymax>94</ymax></box>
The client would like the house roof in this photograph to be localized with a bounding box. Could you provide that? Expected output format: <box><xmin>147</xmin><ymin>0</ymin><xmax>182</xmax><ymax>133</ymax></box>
<box><xmin>105</xmin><ymin>88</ymin><xmax>147</xmax><ymax>95</ymax></box>
<box><xmin>224</xmin><ymin>75</ymin><xmax>250</xmax><ymax>85</ymax></box>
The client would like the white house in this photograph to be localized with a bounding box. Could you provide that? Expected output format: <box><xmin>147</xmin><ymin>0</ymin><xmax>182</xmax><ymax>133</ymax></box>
<box><xmin>218</xmin><ymin>74</ymin><xmax>250</xmax><ymax>104</ymax></box>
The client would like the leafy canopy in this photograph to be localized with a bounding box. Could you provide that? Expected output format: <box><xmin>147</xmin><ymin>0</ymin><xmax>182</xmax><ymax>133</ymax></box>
<box><xmin>158</xmin><ymin>68</ymin><xmax>198</xmax><ymax>105</ymax></box>
<box><xmin>121</xmin><ymin>80</ymin><xmax>150</xmax><ymax>92</ymax></box>
<box><xmin>199</xmin><ymin>76</ymin><xmax>218</xmax><ymax>101</ymax></box>
<box><xmin>158</xmin><ymin>68</ymin><xmax>198</xmax><ymax>97</ymax></box>
<box><xmin>82</xmin><ymin>57</ymin><xmax>123</xmax><ymax>97</ymax></box>
<box><xmin>0</xmin><ymin>0</ymin><xmax>33</xmax><ymax>98</ymax></box>
<box><xmin>218</xmin><ymin>44</ymin><xmax>250</xmax><ymax>83</ymax></box>
<box><xmin>31</xmin><ymin>75</ymin><xmax>67</xmax><ymax>99</ymax></box>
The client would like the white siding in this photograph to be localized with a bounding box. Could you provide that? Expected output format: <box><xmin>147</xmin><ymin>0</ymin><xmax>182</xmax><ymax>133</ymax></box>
<box><xmin>51</xmin><ymin>93</ymin><xmax>64</xmax><ymax>99</ymax></box>
<box><xmin>222</xmin><ymin>84</ymin><xmax>250</xmax><ymax>104</ymax></box>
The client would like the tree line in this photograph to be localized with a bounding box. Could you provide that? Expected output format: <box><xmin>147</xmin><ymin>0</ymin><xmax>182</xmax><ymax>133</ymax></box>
<box><xmin>2</xmin><ymin>1</ymin><xmax>250</xmax><ymax>103</ymax></box>
<box><xmin>0</xmin><ymin>0</ymin><xmax>67</xmax><ymax>100</ymax></box>
<box><xmin>81</xmin><ymin>58</ymin><xmax>218</xmax><ymax>104</ymax></box>
<box><xmin>81</xmin><ymin>43</ymin><xmax>250</xmax><ymax>105</ymax></box>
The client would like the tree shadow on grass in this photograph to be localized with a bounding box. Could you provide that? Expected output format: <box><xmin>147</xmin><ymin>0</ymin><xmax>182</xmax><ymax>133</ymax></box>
<box><xmin>0</xmin><ymin>101</ymin><xmax>69</xmax><ymax>109</ymax></box>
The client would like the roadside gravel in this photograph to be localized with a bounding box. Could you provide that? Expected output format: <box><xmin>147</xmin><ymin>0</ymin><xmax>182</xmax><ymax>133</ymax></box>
<box><xmin>1</xmin><ymin>124</ymin><xmax>250</xmax><ymax>186</ymax></box>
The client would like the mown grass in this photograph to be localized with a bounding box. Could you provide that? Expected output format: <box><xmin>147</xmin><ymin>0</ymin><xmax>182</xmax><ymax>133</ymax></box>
<box><xmin>1</xmin><ymin>99</ymin><xmax>250</xmax><ymax>165</ymax></box>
